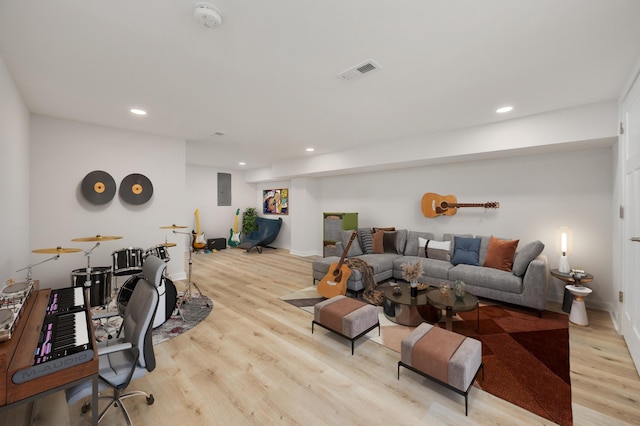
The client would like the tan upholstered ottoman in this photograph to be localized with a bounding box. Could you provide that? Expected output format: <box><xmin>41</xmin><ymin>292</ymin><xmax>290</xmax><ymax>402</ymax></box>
<box><xmin>397</xmin><ymin>322</ymin><xmax>483</xmax><ymax>415</ymax></box>
<box><xmin>312</xmin><ymin>295</ymin><xmax>379</xmax><ymax>355</ymax></box>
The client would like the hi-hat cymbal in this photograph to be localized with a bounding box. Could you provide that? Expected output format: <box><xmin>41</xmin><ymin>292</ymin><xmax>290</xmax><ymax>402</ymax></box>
<box><xmin>71</xmin><ymin>235</ymin><xmax>123</xmax><ymax>242</ymax></box>
<box><xmin>32</xmin><ymin>247</ymin><xmax>83</xmax><ymax>254</ymax></box>
<box><xmin>161</xmin><ymin>242</ymin><xmax>177</xmax><ymax>247</ymax></box>
<box><xmin>159</xmin><ymin>225</ymin><xmax>187</xmax><ymax>229</ymax></box>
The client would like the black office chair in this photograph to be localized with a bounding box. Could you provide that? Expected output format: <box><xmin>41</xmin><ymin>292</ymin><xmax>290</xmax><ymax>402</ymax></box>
<box><xmin>65</xmin><ymin>255</ymin><xmax>163</xmax><ymax>425</ymax></box>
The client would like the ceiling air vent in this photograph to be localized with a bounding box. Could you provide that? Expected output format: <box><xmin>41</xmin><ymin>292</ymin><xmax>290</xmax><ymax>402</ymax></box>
<box><xmin>337</xmin><ymin>60</ymin><xmax>382</xmax><ymax>81</ymax></box>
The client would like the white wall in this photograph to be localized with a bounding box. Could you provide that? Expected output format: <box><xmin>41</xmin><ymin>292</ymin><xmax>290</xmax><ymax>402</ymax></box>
<box><xmin>0</xmin><ymin>55</ymin><xmax>30</xmax><ymax>285</ymax></box>
<box><xmin>29</xmin><ymin>115</ymin><xmax>187</xmax><ymax>289</ymax></box>
<box><xmin>184</xmin><ymin>164</ymin><xmax>256</xmax><ymax>243</ymax></box>
<box><xmin>310</xmin><ymin>147</ymin><xmax>613</xmax><ymax>311</ymax></box>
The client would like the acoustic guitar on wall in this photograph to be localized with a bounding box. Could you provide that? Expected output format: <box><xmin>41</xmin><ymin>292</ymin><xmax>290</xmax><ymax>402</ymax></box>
<box><xmin>317</xmin><ymin>231</ymin><xmax>357</xmax><ymax>298</ymax></box>
<box><xmin>421</xmin><ymin>192</ymin><xmax>500</xmax><ymax>218</ymax></box>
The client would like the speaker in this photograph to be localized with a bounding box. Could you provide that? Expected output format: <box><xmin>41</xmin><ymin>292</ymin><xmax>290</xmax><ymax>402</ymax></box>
<box><xmin>207</xmin><ymin>238</ymin><xmax>226</xmax><ymax>250</ymax></box>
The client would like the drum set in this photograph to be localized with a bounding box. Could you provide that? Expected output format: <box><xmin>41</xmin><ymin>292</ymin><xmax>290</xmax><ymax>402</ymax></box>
<box><xmin>9</xmin><ymin>222</ymin><xmax>207</xmax><ymax>333</ymax></box>
<box><xmin>65</xmin><ymin>234</ymin><xmax>180</xmax><ymax>329</ymax></box>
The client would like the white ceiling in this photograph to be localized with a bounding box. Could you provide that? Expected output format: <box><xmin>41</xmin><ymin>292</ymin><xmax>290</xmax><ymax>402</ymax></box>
<box><xmin>1</xmin><ymin>0</ymin><xmax>640</xmax><ymax>171</ymax></box>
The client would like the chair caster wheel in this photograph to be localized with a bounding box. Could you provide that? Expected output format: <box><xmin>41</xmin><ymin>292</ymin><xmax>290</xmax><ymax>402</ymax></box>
<box><xmin>147</xmin><ymin>394</ymin><xmax>154</xmax><ymax>405</ymax></box>
<box><xmin>81</xmin><ymin>402</ymin><xmax>91</xmax><ymax>414</ymax></box>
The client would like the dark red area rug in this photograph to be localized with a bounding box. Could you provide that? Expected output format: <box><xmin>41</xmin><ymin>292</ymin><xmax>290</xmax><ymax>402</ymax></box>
<box><xmin>453</xmin><ymin>304</ymin><xmax>572</xmax><ymax>426</ymax></box>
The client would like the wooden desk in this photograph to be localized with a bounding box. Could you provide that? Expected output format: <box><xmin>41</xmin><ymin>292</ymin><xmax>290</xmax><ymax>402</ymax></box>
<box><xmin>0</xmin><ymin>288</ymin><xmax>99</xmax><ymax>424</ymax></box>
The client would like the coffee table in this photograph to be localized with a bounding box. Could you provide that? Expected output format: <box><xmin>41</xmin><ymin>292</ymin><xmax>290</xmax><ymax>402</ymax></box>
<box><xmin>426</xmin><ymin>287</ymin><xmax>479</xmax><ymax>331</ymax></box>
<box><xmin>383</xmin><ymin>284</ymin><xmax>439</xmax><ymax>327</ymax></box>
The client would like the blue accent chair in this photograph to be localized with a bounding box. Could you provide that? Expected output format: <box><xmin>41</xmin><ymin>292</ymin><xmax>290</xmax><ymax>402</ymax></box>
<box><xmin>238</xmin><ymin>216</ymin><xmax>282</xmax><ymax>253</ymax></box>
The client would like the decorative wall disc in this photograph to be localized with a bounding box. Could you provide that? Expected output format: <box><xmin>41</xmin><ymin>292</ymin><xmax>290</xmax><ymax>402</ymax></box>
<box><xmin>81</xmin><ymin>170</ymin><xmax>116</xmax><ymax>205</ymax></box>
<box><xmin>120</xmin><ymin>173</ymin><xmax>153</xmax><ymax>204</ymax></box>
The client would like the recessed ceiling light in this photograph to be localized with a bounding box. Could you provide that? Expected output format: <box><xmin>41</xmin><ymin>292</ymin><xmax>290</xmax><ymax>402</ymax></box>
<box><xmin>305</xmin><ymin>148</ymin><xmax>314</xmax><ymax>152</ymax></box>
<box><xmin>496</xmin><ymin>106</ymin><xmax>513</xmax><ymax>114</ymax></box>
<box><xmin>238</xmin><ymin>162</ymin><xmax>246</xmax><ymax>166</ymax></box>
<box><xmin>130</xmin><ymin>108</ymin><xmax>147</xmax><ymax>116</ymax></box>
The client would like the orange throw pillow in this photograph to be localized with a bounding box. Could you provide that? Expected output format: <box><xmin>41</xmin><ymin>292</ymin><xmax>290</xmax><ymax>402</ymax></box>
<box><xmin>372</xmin><ymin>230</ymin><xmax>385</xmax><ymax>254</ymax></box>
<box><xmin>484</xmin><ymin>235</ymin><xmax>519</xmax><ymax>272</ymax></box>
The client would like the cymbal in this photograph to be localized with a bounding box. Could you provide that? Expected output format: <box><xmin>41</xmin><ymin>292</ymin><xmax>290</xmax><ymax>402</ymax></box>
<box><xmin>159</xmin><ymin>225</ymin><xmax>187</xmax><ymax>229</ymax></box>
<box><xmin>32</xmin><ymin>247</ymin><xmax>82</xmax><ymax>254</ymax></box>
<box><xmin>71</xmin><ymin>235</ymin><xmax>123</xmax><ymax>242</ymax></box>
<box><xmin>162</xmin><ymin>242</ymin><xmax>177</xmax><ymax>247</ymax></box>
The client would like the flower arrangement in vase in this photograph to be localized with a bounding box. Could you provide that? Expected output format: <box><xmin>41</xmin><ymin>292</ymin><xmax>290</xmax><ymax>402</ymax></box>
<box><xmin>401</xmin><ymin>260</ymin><xmax>423</xmax><ymax>296</ymax></box>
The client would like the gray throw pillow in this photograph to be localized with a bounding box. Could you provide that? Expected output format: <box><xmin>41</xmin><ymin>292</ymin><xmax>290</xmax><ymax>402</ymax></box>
<box><xmin>341</xmin><ymin>230</ymin><xmax>363</xmax><ymax>257</ymax></box>
<box><xmin>512</xmin><ymin>240</ymin><xmax>545</xmax><ymax>276</ymax></box>
<box><xmin>358</xmin><ymin>227</ymin><xmax>373</xmax><ymax>254</ymax></box>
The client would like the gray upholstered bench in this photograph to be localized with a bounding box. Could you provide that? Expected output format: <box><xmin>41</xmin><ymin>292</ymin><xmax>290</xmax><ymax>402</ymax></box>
<box><xmin>398</xmin><ymin>322</ymin><xmax>483</xmax><ymax>415</ymax></box>
<box><xmin>312</xmin><ymin>295</ymin><xmax>379</xmax><ymax>355</ymax></box>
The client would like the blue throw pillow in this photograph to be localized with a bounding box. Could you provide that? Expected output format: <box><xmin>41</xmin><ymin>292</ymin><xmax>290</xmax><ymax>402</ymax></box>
<box><xmin>451</xmin><ymin>236</ymin><xmax>481</xmax><ymax>266</ymax></box>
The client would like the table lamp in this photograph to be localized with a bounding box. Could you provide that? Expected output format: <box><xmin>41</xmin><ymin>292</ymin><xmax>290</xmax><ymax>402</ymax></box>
<box><xmin>557</xmin><ymin>227</ymin><xmax>572</xmax><ymax>273</ymax></box>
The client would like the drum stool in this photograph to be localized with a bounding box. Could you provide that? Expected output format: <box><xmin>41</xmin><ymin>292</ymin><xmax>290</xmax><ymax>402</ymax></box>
<box><xmin>312</xmin><ymin>295</ymin><xmax>379</xmax><ymax>355</ymax></box>
<box><xmin>398</xmin><ymin>322</ymin><xmax>483</xmax><ymax>415</ymax></box>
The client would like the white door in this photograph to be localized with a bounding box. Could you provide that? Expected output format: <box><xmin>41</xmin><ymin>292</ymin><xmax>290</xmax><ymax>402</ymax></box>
<box><xmin>622</xmin><ymin>76</ymin><xmax>640</xmax><ymax>373</ymax></box>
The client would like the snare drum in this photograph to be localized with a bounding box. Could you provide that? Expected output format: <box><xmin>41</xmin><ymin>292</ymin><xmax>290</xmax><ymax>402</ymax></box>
<box><xmin>145</xmin><ymin>244</ymin><xmax>170</xmax><ymax>263</ymax></box>
<box><xmin>112</xmin><ymin>247</ymin><xmax>145</xmax><ymax>276</ymax></box>
<box><xmin>71</xmin><ymin>266</ymin><xmax>112</xmax><ymax>307</ymax></box>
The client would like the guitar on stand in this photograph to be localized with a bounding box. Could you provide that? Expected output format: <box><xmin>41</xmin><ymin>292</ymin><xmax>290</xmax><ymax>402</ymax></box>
<box><xmin>421</xmin><ymin>192</ymin><xmax>500</xmax><ymax>218</ymax></box>
<box><xmin>228</xmin><ymin>208</ymin><xmax>241</xmax><ymax>247</ymax></box>
<box><xmin>317</xmin><ymin>231</ymin><xmax>357</xmax><ymax>298</ymax></box>
<box><xmin>192</xmin><ymin>209</ymin><xmax>206</xmax><ymax>251</ymax></box>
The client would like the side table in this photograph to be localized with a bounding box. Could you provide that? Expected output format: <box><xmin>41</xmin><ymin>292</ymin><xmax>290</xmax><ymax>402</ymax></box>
<box><xmin>549</xmin><ymin>269</ymin><xmax>593</xmax><ymax>313</ymax></box>
<box><xmin>565</xmin><ymin>284</ymin><xmax>593</xmax><ymax>326</ymax></box>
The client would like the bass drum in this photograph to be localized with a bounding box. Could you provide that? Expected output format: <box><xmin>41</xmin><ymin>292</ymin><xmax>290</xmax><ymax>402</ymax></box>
<box><xmin>117</xmin><ymin>275</ymin><xmax>177</xmax><ymax>328</ymax></box>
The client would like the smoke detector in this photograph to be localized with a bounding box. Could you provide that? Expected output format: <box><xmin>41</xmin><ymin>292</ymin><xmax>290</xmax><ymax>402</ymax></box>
<box><xmin>194</xmin><ymin>2</ymin><xmax>222</xmax><ymax>28</ymax></box>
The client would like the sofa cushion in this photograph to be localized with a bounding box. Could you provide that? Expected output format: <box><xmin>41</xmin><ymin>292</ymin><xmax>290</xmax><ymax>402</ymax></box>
<box><xmin>358</xmin><ymin>227</ymin><xmax>374</xmax><ymax>254</ymax></box>
<box><xmin>405</xmin><ymin>231</ymin><xmax>436</xmax><ymax>256</ymax></box>
<box><xmin>512</xmin><ymin>240</ymin><xmax>545</xmax><ymax>277</ymax></box>
<box><xmin>394</xmin><ymin>256</ymin><xmax>452</xmax><ymax>281</ymax></box>
<box><xmin>357</xmin><ymin>253</ymin><xmax>401</xmax><ymax>275</ymax></box>
<box><xmin>395</xmin><ymin>229</ymin><xmax>408</xmax><ymax>255</ymax></box>
<box><xmin>448</xmin><ymin>264</ymin><xmax>523</xmax><ymax>294</ymax></box>
<box><xmin>443</xmin><ymin>233</ymin><xmax>473</xmax><ymax>259</ymax></box>
<box><xmin>340</xmin><ymin>230</ymin><xmax>363</xmax><ymax>257</ymax></box>
<box><xmin>484</xmin><ymin>235</ymin><xmax>519</xmax><ymax>272</ymax></box>
<box><xmin>450</xmin><ymin>237</ymin><xmax>481</xmax><ymax>266</ymax></box>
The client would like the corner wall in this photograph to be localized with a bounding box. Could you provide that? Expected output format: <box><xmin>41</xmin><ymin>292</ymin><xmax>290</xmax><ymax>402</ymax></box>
<box><xmin>0</xmin><ymin>54</ymin><xmax>30</xmax><ymax>284</ymax></box>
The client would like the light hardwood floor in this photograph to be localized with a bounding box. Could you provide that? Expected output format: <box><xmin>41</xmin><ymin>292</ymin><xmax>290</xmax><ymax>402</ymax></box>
<box><xmin>3</xmin><ymin>248</ymin><xmax>639</xmax><ymax>425</ymax></box>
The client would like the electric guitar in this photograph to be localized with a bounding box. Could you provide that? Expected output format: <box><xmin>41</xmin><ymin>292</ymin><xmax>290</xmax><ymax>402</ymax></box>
<box><xmin>228</xmin><ymin>208</ymin><xmax>241</xmax><ymax>247</ymax></box>
<box><xmin>421</xmin><ymin>192</ymin><xmax>499</xmax><ymax>218</ymax></box>
<box><xmin>317</xmin><ymin>231</ymin><xmax>357</xmax><ymax>298</ymax></box>
<box><xmin>192</xmin><ymin>209</ymin><xmax>206</xmax><ymax>250</ymax></box>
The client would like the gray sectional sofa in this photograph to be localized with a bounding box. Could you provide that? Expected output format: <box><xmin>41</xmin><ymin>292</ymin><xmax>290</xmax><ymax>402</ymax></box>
<box><xmin>312</xmin><ymin>228</ymin><xmax>550</xmax><ymax>313</ymax></box>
